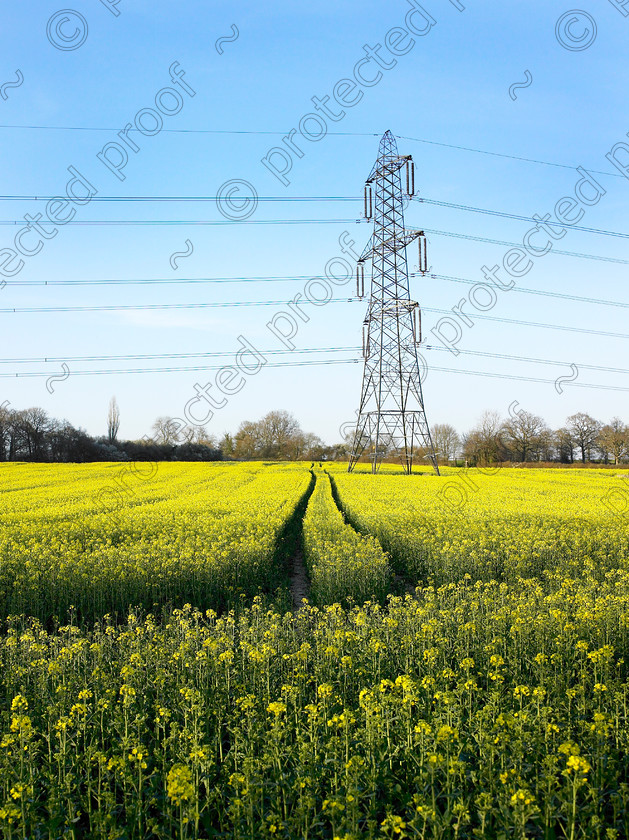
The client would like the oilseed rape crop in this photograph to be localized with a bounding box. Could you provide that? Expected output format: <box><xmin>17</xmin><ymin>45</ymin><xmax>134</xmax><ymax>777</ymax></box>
<box><xmin>303</xmin><ymin>469</ymin><xmax>391</xmax><ymax>605</ymax></box>
<box><xmin>331</xmin><ymin>466</ymin><xmax>629</xmax><ymax>589</ymax></box>
<box><xmin>0</xmin><ymin>461</ymin><xmax>628</xmax><ymax>838</ymax></box>
<box><xmin>1</xmin><ymin>582</ymin><xmax>628</xmax><ymax>839</ymax></box>
<box><xmin>0</xmin><ymin>462</ymin><xmax>311</xmax><ymax>622</ymax></box>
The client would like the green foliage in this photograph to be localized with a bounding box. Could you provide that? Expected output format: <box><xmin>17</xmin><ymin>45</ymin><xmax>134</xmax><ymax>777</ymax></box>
<box><xmin>0</xmin><ymin>580</ymin><xmax>628</xmax><ymax>838</ymax></box>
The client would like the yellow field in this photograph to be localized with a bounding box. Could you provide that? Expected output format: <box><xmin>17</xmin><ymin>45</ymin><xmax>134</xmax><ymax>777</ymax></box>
<box><xmin>331</xmin><ymin>464</ymin><xmax>629</xmax><ymax>586</ymax></box>
<box><xmin>0</xmin><ymin>462</ymin><xmax>628</xmax><ymax>838</ymax></box>
<box><xmin>0</xmin><ymin>462</ymin><xmax>310</xmax><ymax>621</ymax></box>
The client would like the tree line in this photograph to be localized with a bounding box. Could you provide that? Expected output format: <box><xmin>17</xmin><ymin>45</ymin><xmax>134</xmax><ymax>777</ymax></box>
<box><xmin>0</xmin><ymin>400</ymin><xmax>336</xmax><ymax>463</ymax></box>
<box><xmin>432</xmin><ymin>411</ymin><xmax>629</xmax><ymax>466</ymax></box>
<box><xmin>0</xmin><ymin>402</ymin><xmax>224</xmax><ymax>463</ymax></box>
<box><xmin>0</xmin><ymin>398</ymin><xmax>626</xmax><ymax>465</ymax></box>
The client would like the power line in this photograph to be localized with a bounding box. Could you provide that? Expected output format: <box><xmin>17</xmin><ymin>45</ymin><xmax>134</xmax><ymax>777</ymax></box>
<box><xmin>5</xmin><ymin>274</ymin><xmax>317</xmax><ymax>287</ymax></box>
<box><xmin>6</xmin><ymin>272</ymin><xmax>629</xmax><ymax>311</ymax></box>
<box><xmin>0</xmin><ymin>218</ymin><xmax>621</xmax><ymax>265</ymax></box>
<box><xmin>0</xmin><ymin>358</ymin><xmax>360</xmax><ymax>378</ymax></box>
<box><xmin>0</xmin><ymin>124</ymin><xmax>619</xmax><ymax>179</ymax></box>
<box><xmin>3</xmin><ymin>298</ymin><xmax>628</xmax><ymax>342</ymax></box>
<box><xmin>398</xmin><ymin>134</ymin><xmax>620</xmax><ymax>180</ymax></box>
<box><xmin>0</xmin><ymin>126</ymin><xmax>379</xmax><ymax>136</ymax></box>
<box><xmin>0</xmin><ymin>298</ymin><xmax>355</xmax><ymax>313</ymax></box>
<box><xmin>0</xmin><ymin>218</ymin><xmax>365</xmax><ymax>226</ymax></box>
<box><xmin>423</xmin><ymin>228</ymin><xmax>629</xmax><ymax>265</ymax></box>
<box><xmin>426</xmin><ymin>366</ymin><xmax>629</xmax><ymax>392</ymax></box>
<box><xmin>415</xmin><ymin>197</ymin><xmax>629</xmax><ymax>241</ymax></box>
<box><xmin>0</xmin><ymin>191</ymin><xmax>625</xmax><ymax>242</ymax></box>
<box><xmin>426</xmin><ymin>273</ymin><xmax>629</xmax><ymax>310</ymax></box>
<box><xmin>0</xmin><ymin>190</ymin><xmax>625</xmax><ymax>242</ymax></box>
<box><xmin>0</xmin><ymin>211</ymin><xmax>622</xmax><ymax>262</ymax></box>
<box><xmin>424</xmin><ymin>345</ymin><xmax>629</xmax><ymax>376</ymax></box>
<box><xmin>423</xmin><ymin>307</ymin><xmax>629</xmax><ymax>341</ymax></box>
<box><xmin>2</xmin><ymin>356</ymin><xmax>626</xmax><ymax>392</ymax></box>
<box><xmin>1</xmin><ymin>344</ymin><xmax>627</xmax><ymax>379</ymax></box>
<box><xmin>0</xmin><ymin>195</ymin><xmax>360</xmax><ymax>203</ymax></box>
<box><xmin>0</xmin><ymin>346</ymin><xmax>360</xmax><ymax>364</ymax></box>
<box><xmin>0</xmin><ymin>193</ymin><xmax>624</xmax><ymax>251</ymax></box>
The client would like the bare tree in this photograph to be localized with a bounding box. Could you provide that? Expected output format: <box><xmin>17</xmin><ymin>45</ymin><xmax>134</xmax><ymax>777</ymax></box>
<box><xmin>188</xmin><ymin>426</ymin><xmax>215</xmax><ymax>447</ymax></box>
<box><xmin>152</xmin><ymin>416</ymin><xmax>187</xmax><ymax>446</ymax></box>
<box><xmin>220</xmin><ymin>433</ymin><xmax>235</xmax><ymax>458</ymax></box>
<box><xmin>567</xmin><ymin>412</ymin><xmax>601</xmax><ymax>463</ymax></box>
<box><xmin>48</xmin><ymin>419</ymin><xmax>87</xmax><ymax>461</ymax></box>
<box><xmin>0</xmin><ymin>402</ymin><xmax>11</xmax><ymax>461</ymax></box>
<box><xmin>462</xmin><ymin>410</ymin><xmax>506</xmax><ymax>466</ymax></box>
<box><xmin>6</xmin><ymin>409</ymin><xmax>24</xmax><ymax>460</ymax></box>
<box><xmin>432</xmin><ymin>423</ymin><xmax>460</xmax><ymax>463</ymax></box>
<box><xmin>555</xmin><ymin>427</ymin><xmax>575</xmax><ymax>463</ymax></box>
<box><xmin>107</xmin><ymin>397</ymin><xmax>120</xmax><ymax>443</ymax></box>
<box><xmin>598</xmin><ymin>417</ymin><xmax>628</xmax><ymax>465</ymax></box>
<box><xmin>502</xmin><ymin>410</ymin><xmax>548</xmax><ymax>462</ymax></box>
<box><xmin>534</xmin><ymin>427</ymin><xmax>555</xmax><ymax>462</ymax></box>
<box><xmin>19</xmin><ymin>407</ymin><xmax>50</xmax><ymax>459</ymax></box>
<box><xmin>259</xmin><ymin>410</ymin><xmax>301</xmax><ymax>458</ymax></box>
<box><xmin>234</xmin><ymin>420</ymin><xmax>262</xmax><ymax>459</ymax></box>
<box><xmin>287</xmin><ymin>431</ymin><xmax>324</xmax><ymax>460</ymax></box>
<box><xmin>233</xmin><ymin>411</ymin><xmax>307</xmax><ymax>460</ymax></box>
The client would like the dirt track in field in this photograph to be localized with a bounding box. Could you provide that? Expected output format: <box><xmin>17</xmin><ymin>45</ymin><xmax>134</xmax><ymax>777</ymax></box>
<box><xmin>290</xmin><ymin>547</ymin><xmax>310</xmax><ymax>610</ymax></box>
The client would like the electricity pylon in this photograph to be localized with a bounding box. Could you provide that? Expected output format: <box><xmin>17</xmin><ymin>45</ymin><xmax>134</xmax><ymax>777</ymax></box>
<box><xmin>347</xmin><ymin>130</ymin><xmax>439</xmax><ymax>476</ymax></box>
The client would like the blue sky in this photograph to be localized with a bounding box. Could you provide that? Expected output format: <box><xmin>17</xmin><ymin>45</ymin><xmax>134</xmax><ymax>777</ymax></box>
<box><xmin>1</xmin><ymin>0</ymin><xmax>628</xmax><ymax>444</ymax></box>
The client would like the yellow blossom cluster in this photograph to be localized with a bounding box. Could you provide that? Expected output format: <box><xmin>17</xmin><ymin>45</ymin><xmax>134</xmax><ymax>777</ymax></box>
<box><xmin>302</xmin><ymin>469</ymin><xmax>391</xmax><ymax>605</ymax></box>
<box><xmin>0</xmin><ymin>462</ymin><xmax>311</xmax><ymax>621</ymax></box>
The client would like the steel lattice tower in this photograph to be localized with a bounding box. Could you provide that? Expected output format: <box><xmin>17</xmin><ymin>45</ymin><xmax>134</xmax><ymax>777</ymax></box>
<box><xmin>348</xmin><ymin>131</ymin><xmax>440</xmax><ymax>475</ymax></box>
